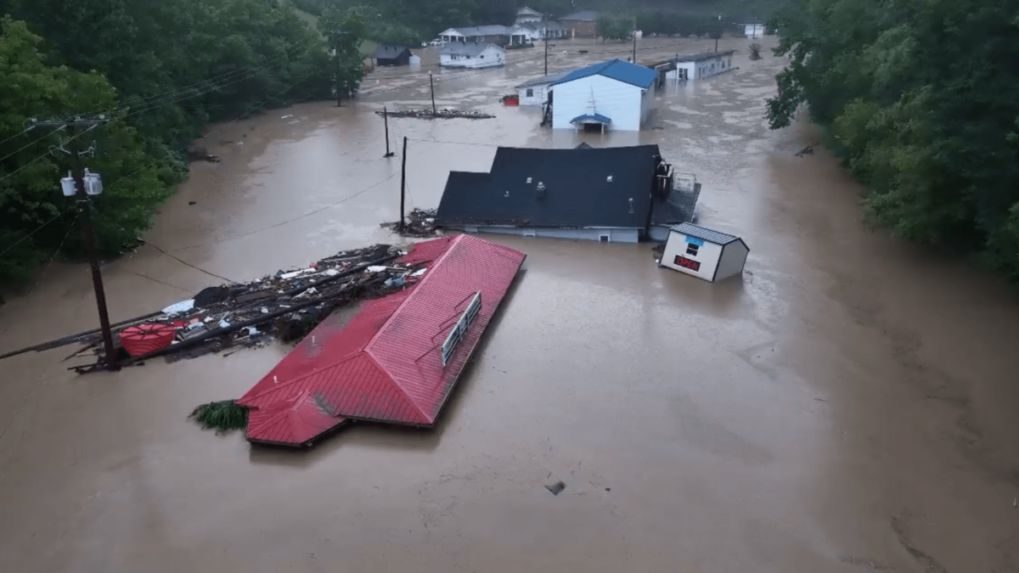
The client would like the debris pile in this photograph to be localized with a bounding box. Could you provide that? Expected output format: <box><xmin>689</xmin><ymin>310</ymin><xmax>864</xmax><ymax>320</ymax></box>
<box><xmin>375</xmin><ymin>109</ymin><xmax>494</xmax><ymax>120</ymax></box>
<box><xmin>381</xmin><ymin>208</ymin><xmax>439</xmax><ymax>237</ymax></box>
<box><xmin>57</xmin><ymin>244</ymin><xmax>434</xmax><ymax>374</ymax></box>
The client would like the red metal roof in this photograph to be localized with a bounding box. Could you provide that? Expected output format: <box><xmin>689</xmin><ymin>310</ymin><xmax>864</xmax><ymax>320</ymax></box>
<box><xmin>238</xmin><ymin>235</ymin><xmax>525</xmax><ymax>445</ymax></box>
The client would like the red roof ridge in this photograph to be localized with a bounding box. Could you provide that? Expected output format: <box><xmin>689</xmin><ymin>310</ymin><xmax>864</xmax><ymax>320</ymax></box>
<box><xmin>245</xmin><ymin>351</ymin><xmax>369</xmax><ymax>403</ymax></box>
<box><xmin>356</xmin><ymin>234</ymin><xmax>469</xmax><ymax>423</ymax></box>
<box><xmin>363</xmin><ymin>350</ymin><xmax>428</xmax><ymax>423</ymax></box>
<box><xmin>363</xmin><ymin>235</ymin><xmax>465</xmax><ymax>350</ymax></box>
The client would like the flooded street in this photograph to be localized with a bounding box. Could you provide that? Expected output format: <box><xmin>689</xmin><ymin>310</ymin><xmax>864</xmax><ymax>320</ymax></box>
<box><xmin>3</xmin><ymin>36</ymin><xmax>1019</xmax><ymax>572</ymax></box>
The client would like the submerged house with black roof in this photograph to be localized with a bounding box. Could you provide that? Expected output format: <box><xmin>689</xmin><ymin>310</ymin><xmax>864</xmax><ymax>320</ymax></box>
<box><xmin>435</xmin><ymin>144</ymin><xmax>695</xmax><ymax>243</ymax></box>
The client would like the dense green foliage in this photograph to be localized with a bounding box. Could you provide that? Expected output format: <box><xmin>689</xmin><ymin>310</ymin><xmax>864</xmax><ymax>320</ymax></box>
<box><xmin>0</xmin><ymin>0</ymin><xmax>368</xmax><ymax>284</ymax></box>
<box><xmin>767</xmin><ymin>0</ymin><xmax>1019</xmax><ymax>281</ymax></box>
<box><xmin>189</xmin><ymin>400</ymin><xmax>248</xmax><ymax>433</ymax></box>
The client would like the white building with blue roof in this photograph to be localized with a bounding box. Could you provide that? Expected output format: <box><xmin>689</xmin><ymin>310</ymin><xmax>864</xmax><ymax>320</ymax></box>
<box><xmin>549</xmin><ymin>60</ymin><xmax>658</xmax><ymax>132</ymax></box>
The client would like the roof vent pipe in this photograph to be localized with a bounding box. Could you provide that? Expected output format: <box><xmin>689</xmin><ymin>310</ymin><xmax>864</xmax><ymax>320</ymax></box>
<box><xmin>629</xmin><ymin>198</ymin><xmax>634</xmax><ymax>214</ymax></box>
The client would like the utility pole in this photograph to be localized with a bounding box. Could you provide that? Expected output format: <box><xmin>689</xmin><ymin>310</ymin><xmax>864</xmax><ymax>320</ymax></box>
<box><xmin>632</xmin><ymin>26</ymin><xmax>637</xmax><ymax>64</ymax></box>
<box><xmin>41</xmin><ymin>118</ymin><xmax>118</xmax><ymax>370</ymax></box>
<box><xmin>383</xmin><ymin>106</ymin><xmax>395</xmax><ymax>158</ymax></box>
<box><xmin>429</xmin><ymin>72</ymin><xmax>437</xmax><ymax>115</ymax></box>
<box><xmin>544</xmin><ymin>30</ymin><xmax>549</xmax><ymax>75</ymax></box>
<box><xmin>332</xmin><ymin>30</ymin><xmax>347</xmax><ymax>107</ymax></box>
<box><xmin>399</xmin><ymin>136</ymin><xmax>408</xmax><ymax>230</ymax></box>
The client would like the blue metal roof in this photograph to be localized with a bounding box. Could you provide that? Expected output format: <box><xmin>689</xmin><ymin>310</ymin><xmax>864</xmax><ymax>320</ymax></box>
<box><xmin>570</xmin><ymin>113</ymin><xmax>611</xmax><ymax>125</ymax></box>
<box><xmin>551</xmin><ymin>59</ymin><xmax>658</xmax><ymax>89</ymax></box>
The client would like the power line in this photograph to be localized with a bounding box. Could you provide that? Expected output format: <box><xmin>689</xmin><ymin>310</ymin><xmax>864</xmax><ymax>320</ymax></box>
<box><xmin>72</xmin><ymin>38</ymin><xmax>322</xmax><ymax>121</ymax></box>
<box><xmin>0</xmin><ymin>125</ymin><xmax>98</xmax><ymax>185</ymax></box>
<box><xmin>0</xmin><ymin>206</ymin><xmax>76</xmax><ymax>258</ymax></box>
<box><xmin>0</xmin><ymin>125</ymin><xmax>67</xmax><ymax>166</ymax></box>
<box><xmin>172</xmin><ymin>171</ymin><xmax>400</xmax><ymax>252</ymax></box>
<box><xmin>120</xmin><ymin>45</ymin><xmax>317</xmax><ymax>120</ymax></box>
<box><xmin>30</xmin><ymin>212</ymin><xmax>79</xmax><ymax>291</ymax></box>
<box><xmin>0</xmin><ymin>125</ymin><xmax>36</xmax><ymax>149</ymax></box>
<box><xmin>87</xmin><ymin>205</ymin><xmax>238</xmax><ymax>285</ymax></box>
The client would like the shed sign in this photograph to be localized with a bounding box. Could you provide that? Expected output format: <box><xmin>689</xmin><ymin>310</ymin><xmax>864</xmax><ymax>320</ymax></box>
<box><xmin>685</xmin><ymin>236</ymin><xmax>704</xmax><ymax>247</ymax></box>
<box><xmin>441</xmin><ymin>292</ymin><xmax>482</xmax><ymax>367</ymax></box>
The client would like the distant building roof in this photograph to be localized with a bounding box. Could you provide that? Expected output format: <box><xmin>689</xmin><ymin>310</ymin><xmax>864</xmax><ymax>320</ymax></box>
<box><xmin>436</xmin><ymin>145</ymin><xmax>663</xmax><ymax>229</ymax></box>
<box><xmin>675</xmin><ymin>50</ymin><xmax>736</xmax><ymax>63</ymax></box>
<box><xmin>372</xmin><ymin>45</ymin><xmax>410</xmax><ymax>59</ymax></box>
<box><xmin>518</xmin><ymin>6</ymin><xmax>541</xmax><ymax>16</ymax></box>
<box><xmin>561</xmin><ymin>10</ymin><xmax>599</xmax><ymax>21</ymax></box>
<box><xmin>516</xmin><ymin>69</ymin><xmax>574</xmax><ymax>89</ymax></box>
<box><xmin>671</xmin><ymin>223</ymin><xmax>742</xmax><ymax>245</ymax></box>
<box><xmin>571</xmin><ymin>113</ymin><xmax>611</xmax><ymax>125</ymax></box>
<box><xmin>440</xmin><ymin>42</ymin><xmax>502</xmax><ymax>57</ymax></box>
<box><xmin>454</xmin><ymin>25</ymin><xmax>512</xmax><ymax>37</ymax></box>
<box><xmin>552</xmin><ymin>59</ymin><xmax>658</xmax><ymax>89</ymax></box>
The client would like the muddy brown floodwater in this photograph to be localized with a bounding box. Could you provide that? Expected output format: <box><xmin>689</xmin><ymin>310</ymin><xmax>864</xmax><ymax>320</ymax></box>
<box><xmin>2</xmin><ymin>36</ymin><xmax>1019</xmax><ymax>572</ymax></box>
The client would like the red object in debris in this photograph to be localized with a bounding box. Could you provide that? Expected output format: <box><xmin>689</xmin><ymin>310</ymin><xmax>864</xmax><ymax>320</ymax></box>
<box><xmin>119</xmin><ymin>324</ymin><xmax>176</xmax><ymax>357</ymax></box>
<box><xmin>238</xmin><ymin>235</ymin><xmax>526</xmax><ymax>446</ymax></box>
<box><xmin>503</xmin><ymin>95</ymin><xmax>519</xmax><ymax>106</ymax></box>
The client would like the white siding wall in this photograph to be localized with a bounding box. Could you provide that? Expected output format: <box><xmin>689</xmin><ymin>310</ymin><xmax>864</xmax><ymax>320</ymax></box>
<box><xmin>518</xmin><ymin>83</ymin><xmax>552</xmax><ymax>106</ymax></box>
<box><xmin>552</xmin><ymin>75</ymin><xmax>644</xmax><ymax>131</ymax></box>
<box><xmin>661</xmin><ymin>231</ymin><xmax>723</xmax><ymax>281</ymax></box>
<box><xmin>640</xmin><ymin>88</ymin><xmax>653</xmax><ymax>123</ymax></box>
<box><xmin>714</xmin><ymin>241</ymin><xmax>749</xmax><ymax>281</ymax></box>
<box><xmin>440</xmin><ymin>46</ymin><xmax>505</xmax><ymax>69</ymax></box>
<box><xmin>744</xmin><ymin>24</ymin><xmax>765</xmax><ymax>38</ymax></box>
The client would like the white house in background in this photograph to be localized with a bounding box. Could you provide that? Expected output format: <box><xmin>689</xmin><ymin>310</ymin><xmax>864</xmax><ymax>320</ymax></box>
<box><xmin>510</xmin><ymin>24</ymin><xmax>538</xmax><ymax>46</ymax></box>
<box><xmin>515</xmin><ymin>6</ymin><xmax>543</xmax><ymax>24</ymax></box>
<box><xmin>526</xmin><ymin>21</ymin><xmax>565</xmax><ymax>40</ymax></box>
<box><xmin>735</xmin><ymin>16</ymin><xmax>767</xmax><ymax>38</ymax></box>
<box><xmin>744</xmin><ymin>23</ymin><xmax>766</xmax><ymax>38</ymax></box>
<box><xmin>437</xmin><ymin>25</ymin><xmax>511</xmax><ymax>46</ymax></box>
<box><xmin>516</xmin><ymin>69</ymin><xmax>574</xmax><ymax>106</ymax></box>
<box><xmin>439</xmin><ymin>43</ymin><xmax>506</xmax><ymax>69</ymax></box>
<box><xmin>660</xmin><ymin>223</ymin><xmax>749</xmax><ymax>282</ymax></box>
<box><xmin>549</xmin><ymin>59</ymin><xmax>658</xmax><ymax>132</ymax></box>
<box><xmin>666</xmin><ymin>51</ymin><xmax>736</xmax><ymax>81</ymax></box>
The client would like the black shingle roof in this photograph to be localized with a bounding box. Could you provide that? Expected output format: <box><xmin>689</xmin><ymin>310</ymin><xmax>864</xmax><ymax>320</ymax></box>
<box><xmin>671</xmin><ymin>223</ymin><xmax>742</xmax><ymax>245</ymax></box>
<box><xmin>436</xmin><ymin>145</ymin><xmax>663</xmax><ymax>229</ymax></box>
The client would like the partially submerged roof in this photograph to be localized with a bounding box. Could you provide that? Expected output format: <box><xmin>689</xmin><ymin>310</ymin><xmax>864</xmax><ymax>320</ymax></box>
<box><xmin>436</xmin><ymin>145</ymin><xmax>663</xmax><ymax>229</ymax></box>
<box><xmin>561</xmin><ymin>10</ymin><xmax>598</xmax><ymax>21</ymax></box>
<box><xmin>516</xmin><ymin>69</ymin><xmax>574</xmax><ymax>89</ymax></box>
<box><xmin>238</xmin><ymin>235</ymin><xmax>526</xmax><ymax>445</ymax></box>
<box><xmin>440</xmin><ymin>42</ymin><xmax>502</xmax><ymax>56</ymax></box>
<box><xmin>675</xmin><ymin>50</ymin><xmax>736</xmax><ymax>63</ymax></box>
<box><xmin>552</xmin><ymin>59</ymin><xmax>658</xmax><ymax>89</ymax></box>
<box><xmin>671</xmin><ymin>223</ymin><xmax>743</xmax><ymax>246</ymax></box>
<box><xmin>372</xmin><ymin>45</ymin><xmax>410</xmax><ymax>59</ymax></box>
<box><xmin>571</xmin><ymin>113</ymin><xmax>611</xmax><ymax>125</ymax></box>
<box><xmin>455</xmin><ymin>25</ymin><xmax>512</xmax><ymax>36</ymax></box>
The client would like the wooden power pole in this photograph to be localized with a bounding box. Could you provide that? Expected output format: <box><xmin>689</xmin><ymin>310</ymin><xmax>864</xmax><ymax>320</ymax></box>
<box><xmin>383</xmin><ymin>106</ymin><xmax>395</xmax><ymax>158</ymax></box>
<box><xmin>400</xmin><ymin>136</ymin><xmax>408</xmax><ymax>230</ymax></box>
<box><xmin>39</xmin><ymin>118</ymin><xmax>118</xmax><ymax>369</ymax></box>
<box><xmin>429</xmin><ymin>72</ymin><xmax>437</xmax><ymax>115</ymax></box>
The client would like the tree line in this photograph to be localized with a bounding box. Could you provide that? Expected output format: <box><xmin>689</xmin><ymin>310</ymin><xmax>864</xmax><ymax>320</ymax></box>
<box><xmin>0</xmin><ymin>0</ymin><xmax>369</xmax><ymax>284</ymax></box>
<box><xmin>768</xmin><ymin>0</ymin><xmax>1019</xmax><ymax>282</ymax></box>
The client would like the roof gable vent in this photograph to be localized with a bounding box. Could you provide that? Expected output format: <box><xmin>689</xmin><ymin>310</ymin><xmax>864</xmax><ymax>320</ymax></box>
<box><xmin>536</xmin><ymin>182</ymin><xmax>546</xmax><ymax>199</ymax></box>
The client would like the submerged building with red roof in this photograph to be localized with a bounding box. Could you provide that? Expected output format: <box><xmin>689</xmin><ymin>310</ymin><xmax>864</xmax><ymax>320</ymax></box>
<box><xmin>237</xmin><ymin>235</ymin><xmax>526</xmax><ymax>447</ymax></box>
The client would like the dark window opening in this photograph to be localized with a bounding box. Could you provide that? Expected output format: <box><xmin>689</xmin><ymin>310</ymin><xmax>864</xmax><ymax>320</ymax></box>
<box><xmin>686</xmin><ymin>244</ymin><xmax>700</xmax><ymax>256</ymax></box>
<box><xmin>582</xmin><ymin>123</ymin><xmax>602</xmax><ymax>133</ymax></box>
<box><xmin>526</xmin><ymin>88</ymin><xmax>534</xmax><ymax>97</ymax></box>
<box><xmin>599</xmin><ymin>235</ymin><xmax>610</xmax><ymax>243</ymax></box>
